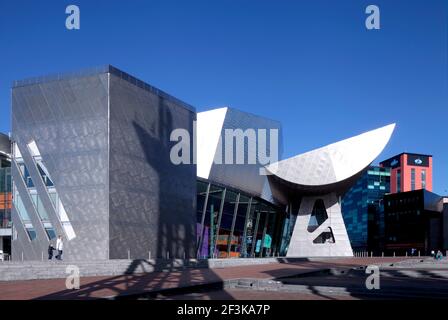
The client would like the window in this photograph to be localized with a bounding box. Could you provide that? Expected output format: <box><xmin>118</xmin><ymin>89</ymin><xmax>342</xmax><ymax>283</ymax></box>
<box><xmin>17</xmin><ymin>163</ymin><xmax>34</xmax><ymax>188</ymax></box>
<box><xmin>13</xmin><ymin>186</ymin><xmax>36</xmax><ymax>241</ymax></box>
<box><xmin>396</xmin><ymin>170</ymin><xmax>401</xmax><ymax>192</ymax></box>
<box><xmin>411</xmin><ymin>168</ymin><xmax>416</xmax><ymax>191</ymax></box>
<box><xmin>421</xmin><ymin>169</ymin><xmax>426</xmax><ymax>189</ymax></box>
<box><xmin>26</xmin><ymin>140</ymin><xmax>76</xmax><ymax>241</ymax></box>
<box><xmin>29</xmin><ymin>190</ymin><xmax>56</xmax><ymax>240</ymax></box>
<box><xmin>27</xmin><ymin>140</ymin><xmax>54</xmax><ymax>187</ymax></box>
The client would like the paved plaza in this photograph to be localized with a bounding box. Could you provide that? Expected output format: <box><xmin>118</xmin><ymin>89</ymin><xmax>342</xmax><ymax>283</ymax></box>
<box><xmin>3</xmin><ymin>257</ymin><xmax>445</xmax><ymax>300</ymax></box>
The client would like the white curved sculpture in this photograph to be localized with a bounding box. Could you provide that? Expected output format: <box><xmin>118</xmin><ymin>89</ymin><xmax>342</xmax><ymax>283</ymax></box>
<box><xmin>266</xmin><ymin>123</ymin><xmax>395</xmax><ymax>189</ymax></box>
<box><xmin>267</xmin><ymin>124</ymin><xmax>396</xmax><ymax>258</ymax></box>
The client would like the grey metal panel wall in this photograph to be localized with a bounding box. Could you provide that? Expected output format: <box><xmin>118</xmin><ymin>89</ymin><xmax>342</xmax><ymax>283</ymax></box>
<box><xmin>108</xmin><ymin>74</ymin><xmax>197</xmax><ymax>259</ymax></box>
<box><xmin>0</xmin><ymin>133</ymin><xmax>10</xmax><ymax>154</ymax></box>
<box><xmin>12</xmin><ymin>73</ymin><xmax>110</xmax><ymax>261</ymax></box>
<box><xmin>208</xmin><ymin>108</ymin><xmax>283</xmax><ymax>198</ymax></box>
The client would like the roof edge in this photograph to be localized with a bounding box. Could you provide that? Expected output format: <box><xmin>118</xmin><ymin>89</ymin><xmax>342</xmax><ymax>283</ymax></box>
<box><xmin>12</xmin><ymin>65</ymin><xmax>196</xmax><ymax>113</ymax></box>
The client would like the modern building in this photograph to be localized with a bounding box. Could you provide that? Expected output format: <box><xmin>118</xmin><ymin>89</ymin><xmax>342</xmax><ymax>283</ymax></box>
<box><xmin>383</xmin><ymin>189</ymin><xmax>445</xmax><ymax>255</ymax></box>
<box><xmin>196</xmin><ymin>108</ymin><xmax>288</xmax><ymax>259</ymax></box>
<box><xmin>11</xmin><ymin>66</ymin><xmax>196</xmax><ymax>261</ymax></box>
<box><xmin>342</xmin><ymin>166</ymin><xmax>390</xmax><ymax>253</ymax></box>
<box><xmin>380</xmin><ymin>153</ymin><xmax>433</xmax><ymax>193</ymax></box>
<box><xmin>197</xmin><ymin>106</ymin><xmax>395</xmax><ymax>257</ymax></box>
<box><xmin>10</xmin><ymin>65</ymin><xmax>396</xmax><ymax>261</ymax></box>
<box><xmin>0</xmin><ymin>133</ymin><xmax>12</xmax><ymax>258</ymax></box>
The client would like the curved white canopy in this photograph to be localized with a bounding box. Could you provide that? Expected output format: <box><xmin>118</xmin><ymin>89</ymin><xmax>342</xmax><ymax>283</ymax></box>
<box><xmin>265</xmin><ymin>124</ymin><xmax>395</xmax><ymax>188</ymax></box>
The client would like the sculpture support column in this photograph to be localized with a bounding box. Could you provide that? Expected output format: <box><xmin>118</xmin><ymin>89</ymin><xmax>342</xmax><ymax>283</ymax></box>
<box><xmin>286</xmin><ymin>193</ymin><xmax>353</xmax><ymax>257</ymax></box>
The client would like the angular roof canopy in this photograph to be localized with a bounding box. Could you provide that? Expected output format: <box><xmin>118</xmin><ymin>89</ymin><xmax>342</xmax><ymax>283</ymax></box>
<box><xmin>265</xmin><ymin>124</ymin><xmax>395</xmax><ymax>194</ymax></box>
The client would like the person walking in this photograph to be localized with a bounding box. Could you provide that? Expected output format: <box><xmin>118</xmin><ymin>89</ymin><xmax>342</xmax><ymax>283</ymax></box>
<box><xmin>56</xmin><ymin>235</ymin><xmax>64</xmax><ymax>260</ymax></box>
<box><xmin>48</xmin><ymin>243</ymin><xmax>55</xmax><ymax>260</ymax></box>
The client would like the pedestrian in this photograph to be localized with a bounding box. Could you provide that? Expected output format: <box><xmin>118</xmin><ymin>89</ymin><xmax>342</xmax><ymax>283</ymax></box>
<box><xmin>56</xmin><ymin>235</ymin><xmax>64</xmax><ymax>260</ymax></box>
<box><xmin>436</xmin><ymin>250</ymin><xmax>443</xmax><ymax>261</ymax></box>
<box><xmin>48</xmin><ymin>243</ymin><xmax>55</xmax><ymax>260</ymax></box>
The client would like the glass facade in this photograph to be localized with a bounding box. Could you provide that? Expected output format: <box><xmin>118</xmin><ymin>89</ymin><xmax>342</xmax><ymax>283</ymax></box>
<box><xmin>1</xmin><ymin>144</ymin><xmax>12</xmax><ymax>255</ymax></box>
<box><xmin>13</xmin><ymin>186</ymin><xmax>36</xmax><ymax>241</ymax></box>
<box><xmin>13</xmin><ymin>142</ymin><xmax>56</xmax><ymax>240</ymax></box>
<box><xmin>12</xmin><ymin>141</ymin><xmax>76</xmax><ymax>241</ymax></box>
<box><xmin>0</xmin><ymin>166</ymin><xmax>12</xmax><ymax>229</ymax></box>
<box><xmin>342</xmin><ymin>166</ymin><xmax>390</xmax><ymax>252</ymax></box>
<box><xmin>196</xmin><ymin>178</ymin><xmax>289</xmax><ymax>259</ymax></box>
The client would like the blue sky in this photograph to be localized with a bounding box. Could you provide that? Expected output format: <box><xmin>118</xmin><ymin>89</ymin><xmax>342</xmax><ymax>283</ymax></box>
<box><xmin>0</xmin><ymin>0</ymin><xmax>447</xmax><ymax>193</ymax></box>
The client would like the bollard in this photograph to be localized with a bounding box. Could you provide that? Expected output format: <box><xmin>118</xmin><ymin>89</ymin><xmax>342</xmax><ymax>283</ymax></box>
<box><xmin>371</xmin><ymin>252</ymin><xmax>373</xmax><ymax>258</ymax></box>
<box><xmin>148</xmin><ymin>251</ymin><xmax>151</xmax><ymax>260</ymax></box>
<box><xmin>127</xmin><ymin>249</ymin><xmax>130</xmax><ymax>260</ymax></box>
<box><xmin>41</xmin><ymin>251</ymin><xmax>43</xmax><ymax>261</ymax></box>
<box><xmin>418</xmin><ymin>250</ymin><xmax>420</xmax><ymax>257</ymax></box>
<box><xmin>21</xmin><ymin>252</ymin><xmax>24</xmax><ymax>261</ymax></box>
<box><xmin>406</xmin><ymin>251</ymin><xmax>408</xmax><ymax>257</ymax></box>
<box><xmin>393</xmin><ymin>251</ymin><xmax>396</xmax><ymax>257</ymax></box>
<box><xmin>167</xmin><ymin>251</ymin><xmax>170</xmax><ymax>259</ymax></box>
<box><xmin>382</xmin><ymin>252</ymin><xmax>384</xmax><ymax>258</ymax></box>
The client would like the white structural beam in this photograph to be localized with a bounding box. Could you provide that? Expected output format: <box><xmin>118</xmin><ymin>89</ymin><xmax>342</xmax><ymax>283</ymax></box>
<box><xmin>196</xmin><ymin>107</ymin><xmax>228</xmax><ymax>179</ymax></box>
